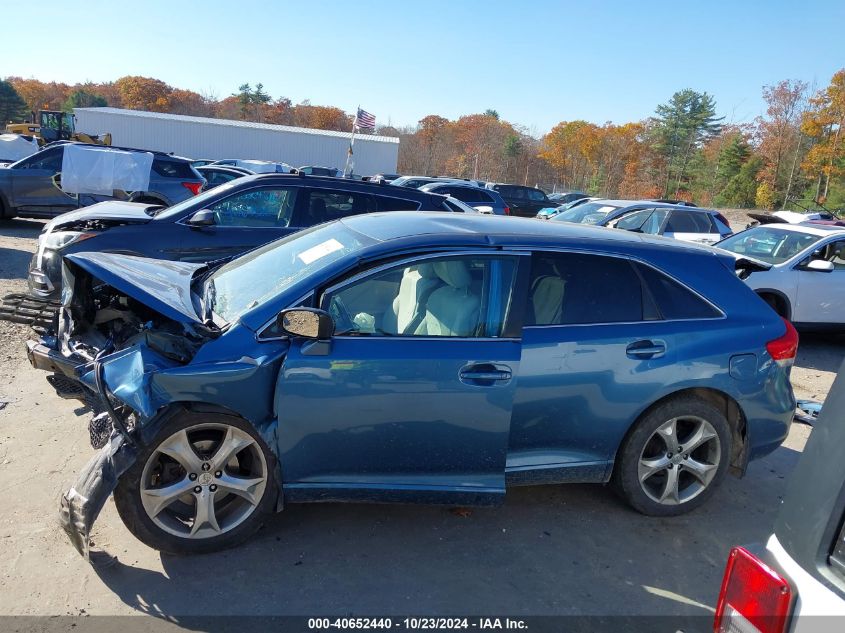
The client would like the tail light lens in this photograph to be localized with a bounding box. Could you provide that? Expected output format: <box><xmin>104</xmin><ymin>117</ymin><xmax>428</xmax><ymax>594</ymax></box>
<box><xmin>766</xmin><ymin>318</ymin><xmax>799</xmax><ymax>367</ymax></box>
<box><xmin>714</xmin><ymin>547</ymin><xmax>792</xmax><ymax>633</ymax></box>
<box><xmin>182</xmin><ymin>181</ymin><xmax>202</xmax><ymax>196</ymax></box>
<box><xmin>504</xmin><ymin>206</ymin><xmax>510</xmax><ymax>216</ymax></box>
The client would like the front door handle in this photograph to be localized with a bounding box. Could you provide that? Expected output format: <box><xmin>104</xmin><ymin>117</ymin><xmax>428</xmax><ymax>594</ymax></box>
<box><xmin>626</xmin><ymin>340</ymin><xmax>666</xmax><ymax>359</ymax></box>
<box><xmin>459</xmin><ymin>363</ymin><xmax>512</xmax><ymax>385</ymax></box>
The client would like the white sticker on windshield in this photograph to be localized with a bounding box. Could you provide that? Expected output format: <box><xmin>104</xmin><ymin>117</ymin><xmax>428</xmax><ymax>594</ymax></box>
<box><xmin>297</xmin><ymin>238</ymin><xmax>345</xmax><ymax>265</ymax></box>
<box><xmin>597</xmin><ymin>206</ymin><xmax>616</xmax><ymax>214</ymax></box>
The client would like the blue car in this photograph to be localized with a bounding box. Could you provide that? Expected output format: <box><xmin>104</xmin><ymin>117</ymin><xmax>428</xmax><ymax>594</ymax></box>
<box><xmin>28</xmin><ymin>212</ymin><xmax>797</xmax><ymax>555</ymax></box>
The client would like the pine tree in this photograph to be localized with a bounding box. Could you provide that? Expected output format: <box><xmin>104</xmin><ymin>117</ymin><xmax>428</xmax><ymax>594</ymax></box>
<box><xmin>0</xmin><ymin>80</ymin><xmax>28</xmax><ymax>124</ymax></box>
<box><xmin>652</xmin><ymin>89</ymin><xmax>723</xmax><ymax>196</ymax></box>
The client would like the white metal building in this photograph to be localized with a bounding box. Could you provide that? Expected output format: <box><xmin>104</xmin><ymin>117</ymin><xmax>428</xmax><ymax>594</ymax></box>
<box><xmin>73</xmin><ymin>107</ymin><xmax>399</xmax><ymax>176</ymax></box>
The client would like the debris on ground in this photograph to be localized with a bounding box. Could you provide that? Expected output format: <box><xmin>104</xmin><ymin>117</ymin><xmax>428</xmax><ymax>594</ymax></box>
<box><xmin>794</xmin><ymin>399</ymin><xmax>822</xmax><ymax>425</ymax></box>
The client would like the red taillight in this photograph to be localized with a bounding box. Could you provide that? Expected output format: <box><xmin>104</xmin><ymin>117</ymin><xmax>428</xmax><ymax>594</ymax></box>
<box><xmin>504</xmin><ymin>206</ymin><xmax>510</xmax><ymax>216</ymax></box>
<box><xmin>182</xmin><ymin>181</ymin><xmax>202</xmax><ymax>196</ymax></box>
<box><xmin>766</xmin><ymin>318</ymin><xmax>799</xmax><ymax>367</ymax></box>
<box><xmin>714</xmin><ymin>547</ymin><xmax>792</xmax><ymax>633</ymax></box>
<box><xmin>715</xmin><ymin>212</ymin><xmax>732</xmax><ymax>229</ymax></box>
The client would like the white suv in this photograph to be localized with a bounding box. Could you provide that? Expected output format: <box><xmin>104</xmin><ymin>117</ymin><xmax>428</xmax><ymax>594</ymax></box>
<box><xmin>716</xmin><ymin>223</ymin><xmax>845</xmax><ymax>328</ymax></box>
<box><xmin>713</xmin><ymin>361</ymin><xmax>845</xmax><ymax>632</ymax></box>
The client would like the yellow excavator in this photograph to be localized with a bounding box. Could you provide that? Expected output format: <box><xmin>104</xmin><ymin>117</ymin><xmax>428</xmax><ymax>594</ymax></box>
<box><xmin>5</xmin><ymin>111</ymin><xmax>111</xmax><ymax>146</ymax></box>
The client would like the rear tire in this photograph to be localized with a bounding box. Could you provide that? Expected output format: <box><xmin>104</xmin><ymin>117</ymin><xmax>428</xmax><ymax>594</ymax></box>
<box><xmin>114</xmin><ymin>410</ymin><xmax>277</xmax><ymax>554</ymax></box>
<box><xmin>612</xmin><ymin>396</ymin><xmax>731</xmax><ymax>516</ymax></box>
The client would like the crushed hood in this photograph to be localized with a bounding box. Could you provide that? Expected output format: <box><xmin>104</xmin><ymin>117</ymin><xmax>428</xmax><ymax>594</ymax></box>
<box><xmin>46</xmin><ymin>200</ymin><xmax>159</xmax><ymax>231</ymax></box>
<box><xmin>65</xmin><ymin>252</ymin><xmax>205</xmax><ymax>324</ymax></box>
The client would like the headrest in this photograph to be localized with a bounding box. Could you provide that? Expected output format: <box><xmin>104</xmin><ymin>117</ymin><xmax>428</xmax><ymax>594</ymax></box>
<box><xmin>415</xmin><ymin>263</ymin><xmax>438</xmax><ymax>279</ymax></box>
<box><xmin>433</xmin><ymin>260</ymin><xmax>472</xmax><ymax>289</ymax></box>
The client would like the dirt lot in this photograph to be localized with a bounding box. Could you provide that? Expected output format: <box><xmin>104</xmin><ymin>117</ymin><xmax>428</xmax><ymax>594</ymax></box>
<box><xmin>0</xmin><ymin>218</ymin><xmax>842</xmax><ymax>623</ymax></box>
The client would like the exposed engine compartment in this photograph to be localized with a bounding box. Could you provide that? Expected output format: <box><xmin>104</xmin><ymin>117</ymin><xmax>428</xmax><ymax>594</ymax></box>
<box><xmin>59</xmin><ymin>260</ymin><xmax>212</xmax><ymax>365</ymax></box>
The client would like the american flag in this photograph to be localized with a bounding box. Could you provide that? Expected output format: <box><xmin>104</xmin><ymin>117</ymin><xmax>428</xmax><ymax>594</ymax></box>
<box><xmin>354</xmin><ymin>108</ymin><xmax>376</xmax><ymax>131</ymax></box>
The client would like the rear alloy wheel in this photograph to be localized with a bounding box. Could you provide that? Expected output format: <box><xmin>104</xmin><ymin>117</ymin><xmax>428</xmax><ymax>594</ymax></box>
<box><xmin>613</xmin><ymin>397</ymin><xmax>731</xmax><ymax>516</ymax></box>
<box><xmin>114</xmin><ymin>412</ymin><xmax>276</xmax><ymax>554</ymax></box>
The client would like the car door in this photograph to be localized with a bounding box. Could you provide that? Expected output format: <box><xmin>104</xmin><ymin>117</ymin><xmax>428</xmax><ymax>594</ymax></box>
<box><xmin>274</xmin><ymin>252</ymin><xmax>528</xmax><ymax>505</ymax></box>
<box><xmin>176</xmin><ymin>186</ymin><xmax>301</xmax><ymax>262</ymax></box>
<box><xmin>793</xmin><ymin>237</ymin><xmax>845</xmax><ymax>324</ymax></box>
<box><xmin>508</xmin><ymin>251</ymin><xmax>723</xmax><ymax>482</ymax></box>
<box><xmin>10</xmin><ymin>147</ymin><xmax>76</xmax><ymax>213</ymax></box>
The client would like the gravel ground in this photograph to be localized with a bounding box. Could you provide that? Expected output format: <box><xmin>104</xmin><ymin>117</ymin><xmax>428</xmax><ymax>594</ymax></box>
<box><xmin>0</xmin><ymin>217</ymin><xmax>841</xmax><ymax>624</ymax></box>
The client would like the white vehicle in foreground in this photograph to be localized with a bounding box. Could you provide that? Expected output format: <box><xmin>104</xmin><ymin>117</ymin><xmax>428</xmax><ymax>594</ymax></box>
<box><xmin>713</xmin><ymin>360</ymin><xmax>845</xmax><ymax>633</ymax></box>
<box><xmin>716</xmin><ymin>223</ymin><xmax>845</xmax><ymax>328</ymax></box>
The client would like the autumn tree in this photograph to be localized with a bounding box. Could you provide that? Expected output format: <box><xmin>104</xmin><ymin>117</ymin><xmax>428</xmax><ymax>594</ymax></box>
<box><xmin>756</xmin><ymin>79</ymin><xmax>808</xmax><ymax>207</ymax></box>
<box><xmin>115</xmin><ymin>76</ymin><xmax>172</xmax><ymax>111</ymax></box>
<box><xmin>801</xmin><ymin>69</ymin><xmax>845</xmax><ymax>202</ymax></box>
<box><xmin>0</xmin><ymin>80</ymin><xmax>29</xmax><ymax>123</ymax></box>
<box><xmin>169</xmin><ymin>89</ymin><xmax>213</xmax><ymax>116</ymax></box>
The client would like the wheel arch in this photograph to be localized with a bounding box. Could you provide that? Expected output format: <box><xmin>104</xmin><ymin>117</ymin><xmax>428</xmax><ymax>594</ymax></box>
<box><xmin>755</xmin><ymin>288</ymin><xmax>792</xmax><ymax>320</ymax></box>
<box><xmin>142</xmin><ymin>401</ymin><xmax>284</xmax><ymax>511</ymax></box>
<box><xmin>128</xmin><ymin>193</ymin><xmax>169</xmax><ymax>206</ymax></box>
<box><xmin>613</xmin><ymin>387</ymin><xmax>749</xmax><ymax>478</ymax></box>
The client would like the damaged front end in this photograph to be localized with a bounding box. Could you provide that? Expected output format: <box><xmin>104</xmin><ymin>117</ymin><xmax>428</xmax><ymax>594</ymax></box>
<box><xmin>27</xmin><ymin>253</ymin><xmax>221</xmax><ymax>558</ymax></box>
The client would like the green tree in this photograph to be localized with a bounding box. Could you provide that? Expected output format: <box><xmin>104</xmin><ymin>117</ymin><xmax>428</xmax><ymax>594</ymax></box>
<box><xmin>483</xmin><ymin>109</ymin><xmax>500</xmax><ymax>120</ymax></box>
<box><xmin>0</xmin><ymin>80</ymin><xmax>29</xmax><ymax>123</ymax></box>
<box><xmin>62</xmin><ymin>89</ymin><xmax>107</xmax><ymax>112</ymax></box>
<box><xmin>651</xmin><ymin>89</ymin><xmax>723</xmax><ymax>196</ymax></box>
<box><xmin>234</xmin><ymin>83</ymin><xmax>272</xmax><ymax>121</ymax></box>
<box><xmin>716</xmin><ymin>133</ymin><xmax>751</xmax><ymax>189</ymax></box>
<box><xmin>716</xmin><ymin>156</ymin><xmax>763</xmax><ymax>208</ymax></box>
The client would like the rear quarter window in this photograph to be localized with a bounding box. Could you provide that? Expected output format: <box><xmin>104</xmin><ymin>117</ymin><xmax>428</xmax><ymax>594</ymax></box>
<box><xmin>376</xmin><ymin>196</ymin><xmax>422</xmax><ymax>211</ymax></box>
<box><xmin>152</xmin><ymin>159</ymin><xmax>198</xmax><ymax>179</ymax></box>
<box><xmin>635</xmin><ymin>263</ymin><xmax>722</xmax><ymax>319</ymax></box>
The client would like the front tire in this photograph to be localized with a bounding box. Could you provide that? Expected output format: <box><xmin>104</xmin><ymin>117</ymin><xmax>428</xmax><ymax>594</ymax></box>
<box><xmin>114</xmin><ymin>410</ymin><xmax>277</xmax><ymax>554</ymax></box>
<box><xmin>613</xmin><ymin>396</ymin><xmax>731</xmax><ymax>516</ymax></box>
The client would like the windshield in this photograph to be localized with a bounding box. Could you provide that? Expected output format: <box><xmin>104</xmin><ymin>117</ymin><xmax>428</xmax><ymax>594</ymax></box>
<box><xmin>552</xmin><ymin>202</ymin><xmax>621</xmax><ymax>225</ymax></box>
<box><xmin>206</xmin><ymin>223</ymin><xmax>372</xmax><ymax>322</ymax></box>
<box><xmin>155</xmin><ymin>181</ymin><xmax>240</xmax><ymax>220</ymax></box>
<box><xmin>716</xmin><ymin>227</ymin><xmax>823</xmax><ymax>264</ymax></box>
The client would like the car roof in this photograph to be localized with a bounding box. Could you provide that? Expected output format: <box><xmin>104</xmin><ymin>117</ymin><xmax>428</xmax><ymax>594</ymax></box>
<box><xmin>339</xmin><ymin>211</ymin><xmax>719</xmax><ymax>255</ymax></box>
<box><xmin>48</xmin><ymin>141</ymin><xmax>192</xmax><ymax>161</ymax></box>
<box><xmin>235</xmin><ymin>173</ymin><xmax>446</xmax><ymax>198</ymax></box>
<box><xmin>749</xmin><ymin>222</ymin><xmax>845</xmax><ymax>236</ymax></box>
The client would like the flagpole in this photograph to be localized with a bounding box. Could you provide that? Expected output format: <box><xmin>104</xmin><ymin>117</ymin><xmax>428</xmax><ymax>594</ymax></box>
<box><xmin>344</xmin><ymin>105</ymin><xmax>359</xmax><ymax>177</ymax></box>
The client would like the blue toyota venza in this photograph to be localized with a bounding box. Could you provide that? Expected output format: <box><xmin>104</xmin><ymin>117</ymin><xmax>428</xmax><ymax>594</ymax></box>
<box><xmin>27</xmin><ymin>212</ymin><xmax>797</xmax><ymax>555</ymax></box>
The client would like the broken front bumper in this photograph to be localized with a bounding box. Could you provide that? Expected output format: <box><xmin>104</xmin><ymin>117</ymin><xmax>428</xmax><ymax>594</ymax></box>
<box><xmin>59</xmin><ymin>434</ymin><xmax>138</xmax><ymax>560</ymax></box>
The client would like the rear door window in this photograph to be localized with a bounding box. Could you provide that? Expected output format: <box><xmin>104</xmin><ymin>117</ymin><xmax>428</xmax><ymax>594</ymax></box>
<box><xmin>665</xmin><ymin>210</ymin><xmax>715</xmax><ymax>233</ymax></box>
<box><xmin>447</xmin><ymin>187</ymin><xmax>493</xmax><ymax>203</ymax></box>
<box><xmin>526</xmin><ymin>253</ymin><xmax>646</xmax><ymax>325</ymax></box>
<box><xmin>635</xmin><ymin>264</ymin><xmax>721</xmax><ymax>319</ymax></box>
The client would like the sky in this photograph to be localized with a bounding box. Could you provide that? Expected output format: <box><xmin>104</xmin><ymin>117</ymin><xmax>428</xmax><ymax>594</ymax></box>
<box><xmin>3</xmin><ymin>0</ymin><xmax>843</xmax><ymax>134</ymax></box>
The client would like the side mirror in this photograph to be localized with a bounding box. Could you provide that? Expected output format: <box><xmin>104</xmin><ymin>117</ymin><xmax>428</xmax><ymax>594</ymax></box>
<box><xmin>277</xmin><ymin>308</ymin><xmax>334</xmax><ymax>340</ymax></box>
<box><xmin>187</xmin><ymin>209</ymin><xmax>215</xmax><ymax>226</ymax></box>
<box><xmin>804</xmin><ymin>259</ymin><xmax>835</xmax><ymax>273</ymax></box>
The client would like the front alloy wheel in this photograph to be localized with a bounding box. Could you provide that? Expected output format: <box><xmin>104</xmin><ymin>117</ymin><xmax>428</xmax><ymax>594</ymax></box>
<box><xmin>115</xmin><ymin>412</ymin><xmax>276</xmax><ymax>554</ymax></box>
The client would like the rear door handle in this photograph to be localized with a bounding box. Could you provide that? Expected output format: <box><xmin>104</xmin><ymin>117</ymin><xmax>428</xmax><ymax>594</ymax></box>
<box><xmin>626</xmin><ymin>340</ymin><xmax>666</xmax><ymax>359</ymax></box>
<box><xmin>459</xmin><ymin>363</ymin><xmax>512</xmax><ymax>385</ymax></box>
